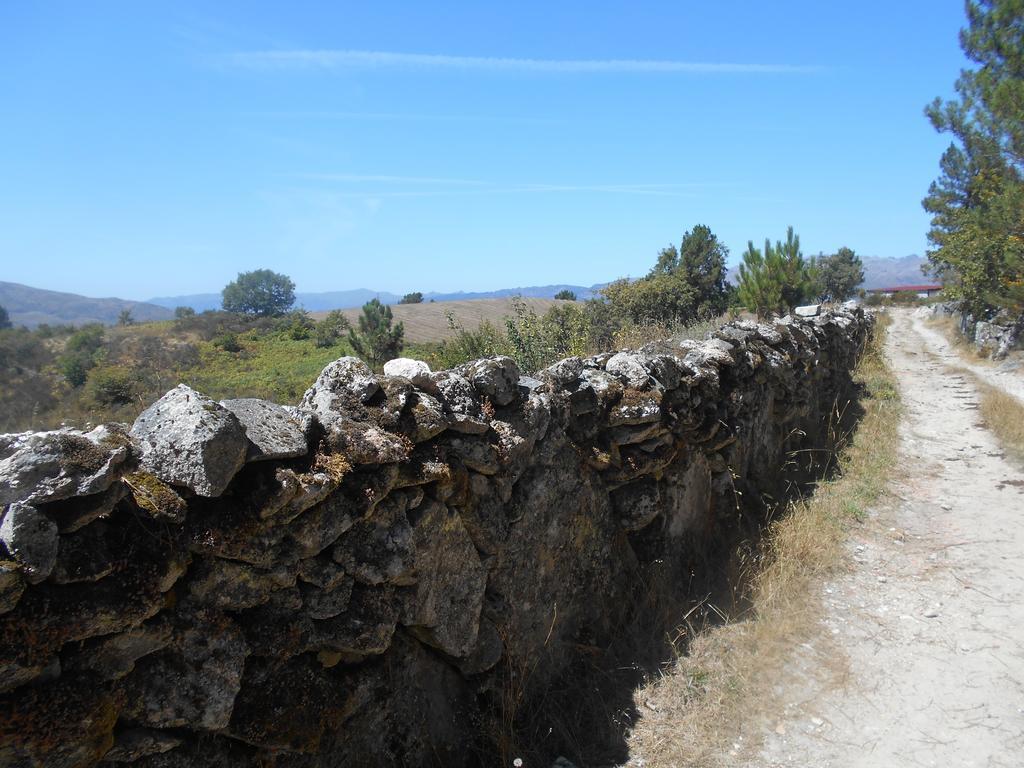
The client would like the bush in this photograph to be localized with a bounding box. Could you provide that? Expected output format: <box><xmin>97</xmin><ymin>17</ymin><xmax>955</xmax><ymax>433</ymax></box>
<box><xmin>280</xmin><ymin>310</ymin><xmax>315</xmax><ymax>340</ymax></box>
<box><xmin>174</xmin><ymin>306</ymin><xmax>196</xmax><ymax>320</ymax></box>
<box><xmin>213</xmin><ymin>332</ymin><xmax>242</xmax><ymax>353</ymax></box>
<box><xmin>554</xmin><ymin>289</ymin><xmax>577</xmax><ymax>301</ymax></box>
<box><xmin>58</xmin><ymin>325</ymin><xmax>105</xmax><ymax>386</ymax></box>
<box><xmin>400</xmin><ymin>292</ymin><xmax>424</xmax><ymax>304</ymax></box>
<box><xmin>433</xmin><ymin>314</ymin><xmax>508</xmax><ymax>369</ymax></box>
<box><xmin>315</xmin><ymin>310</ymin><xmax>351</xmax><ymax>348</ymax></box>
<box><xmin>86</xmin><ymin>365</ymin><xmax>136</xmax><ymax>406</ymax></box>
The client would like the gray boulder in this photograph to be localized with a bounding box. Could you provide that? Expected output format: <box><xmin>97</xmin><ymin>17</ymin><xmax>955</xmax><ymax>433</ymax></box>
<box><xmin>130</xmin><ymin>385</ymin><xmax>248</xmax><ymax>497</ymax></box>
<box><xmin>122</xmin><ymin>611</ymin><xmax>249</xmax><ymax>730</ymax></box>
<box><xmin>459</xmin><ymin>356</ymin><xmax>520</xmax><ymax>406</ymax></box>
<box><xmin>301</xmin><ymin>357</ymin><xmax>380</xmax><ymax>428</ymax></box>
<box><xmin>0</xmin><ymin>502</ymin><xmax>58</xmax><ymax>583</ymax></box>
<box><xmin>402</xmin><ymin>499</ymin><xmax>487</xmax><ymax>658</ymax></box>
<box><xmin>0</xmin><ymin>427</ymin><xmax>131</xmax><ymax>509</ymax></box>
<box><xmin>220</xmin><ymin>398</ymin><xmax>310</xmax><ymax>461</ymax></box>
<box><xmin>795</xmin><ymin>303</ymin><xmax>821</xmax><ymax>317</ymax></box>
<box><xmin>383</xmin><ymin>358</ymin><xmax>433</xmax><ymax>389</ymax></box>
<box><xmin>432</xmin><ymin>372</ymin><xmax>490</xmax><ymax>434</ymax></box>
<box><xmin>606</xmin><ymin>352</ymin><xmax>653</xmax><ymax>390</ymax></box>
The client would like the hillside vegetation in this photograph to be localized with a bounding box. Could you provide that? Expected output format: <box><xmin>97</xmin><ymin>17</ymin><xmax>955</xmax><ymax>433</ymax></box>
<box><xmin>0</xmin><ymin>281</ymin><xmax>173</xmax><ymax>327</ymax></box>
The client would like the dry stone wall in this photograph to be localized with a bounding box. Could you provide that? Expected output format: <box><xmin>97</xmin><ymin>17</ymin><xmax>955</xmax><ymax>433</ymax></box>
<box><xmin>0</xmin><ymin>308</ymin><xmax>872</xmax><ymax>767</ymax></box>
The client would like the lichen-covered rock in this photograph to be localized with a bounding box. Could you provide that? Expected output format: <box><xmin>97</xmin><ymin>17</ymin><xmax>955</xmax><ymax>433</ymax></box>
<box><xmin>0</xmin><ymin>566</ymin><xmax>24</xmax><ymax>614</ymax></box>
<box><xmin>383</xmin><ymin>358</ymin><xmax>433</xmax><ymax>389</ymax></box>
<box><xmin>122</xmin><ymin>610</ymin><xmax>249</xmax><ymax>730</ymax></box>
<box><xmin>432</xmin><ymin>372</ymin><xmax>491</xmax><ymax>434</ymax></box>
<box><xmin>331</xmin><ymin>494</ymin><xmax>415</xmax><ymax>586</ymax></box>
<box><xmin>219</xmin><ymin>398</ymin><xmax>310</xmax><ymax>461</ymax></box>
<box><xmin>1</xmin><ymin>502</ymin><xmax>58</xmax><ymax>584</ymax></box>
<box><xmin>299</xmin><ymin>577</ymin><xmax>353</xmax><ymax>619</ymax></box>
<box><xmin>0</xmin><ymin>427</ymin><xmax>130</xmax><ymax>509</ymax></box>
<box><xmin>605</xmin><ymin>352</ymin><xmax>653</xmax><ymax>390</ymax></box>
<box><xmin>307</xmin><ymin>584</ymin><xmax>398</xmax><ymax>659</ymax></box>
<box><xmin>74</xmin><ymin>618</ymin><xmax>174</xmax><ymax>680</ymax></box>
<box><xmin>611</xmin><ymin>478</ymin><xmax>662</xmax><ymax>531</ymax></box>
<box><xmin>326</xmin><ymin>423</ymin><xmax>410</xmax><ymax>464</ymax></box>
<box><xmin>44</xmin><ymin>482</ymin><xmax>127</xmax><ymax>534</ymax></box>
<box><xmin>539</xmin><ymin>356</ymin><xmax>584</xmax><ymax>389</ymax></box>
<box><xmin>458</xmin><ymin>356</ymin><xmax>520</xmax><ymax>406</ymax></box>
<box><xmin>101</xmin><ymin>728</ymin><xmax>182</xmax><ymax>763</ymax></box>
<box><xmin>130</xmin><ymin>385</ymin><xmax>247</xmax><ymax>497</ymax></box>
<box><xmin>0</xmin><ymin>677</ymin><xmax>120</xmax><ymax>768</ymax></box>
<box><xmin>227</xmin><ymin>654</ymin><xmax>354</xmax><ymax>753</ymax></box>
<box><xmin>50</xmin><ymin>520</ymin><xmax>118</xmax><ymax>584</ymax></box>
<box><xmin>187</xmin><ymin>559</ymin><xmax>295</xmax><ymax>610</ymax></box>
<box><xmin>406</xmin><ymin>392</ymin><xmax>450</xmax><ymax>443</ymax></box>
<box><xmin>402</xmin><ymin>499</ymin><xmax>487</xmax><ymax>658</ymax></box>
<box><xmin>301</xmin><ymin>356</ymin><xmax>380</xmax><ymax>429</ymax></box>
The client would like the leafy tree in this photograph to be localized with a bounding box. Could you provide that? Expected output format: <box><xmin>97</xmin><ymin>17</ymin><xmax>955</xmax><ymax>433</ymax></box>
<box><xmin>348</xmin><ymin>299</ymin><xmax>404</xmax><ymax>367</ymax></box>
<box><xmin>315</xmin><ymin>310</ymin><xmax>351</xmax><ymax>348</ymax></box>
<box><xmin>816</xmin><ymin>247</ymin><xmax>865</xmax><ymax>302</ymax></box>
<box><xmin>923</xmin><ymin>0</ymin><xmax>1024</xmax><ymax>321</ymax></box>
<box><xmin>117</xmin><ymin>309</ymin><xmax>134</xmax><ymax>326</ymax></box>
<box><xmin>554</xmin><ymin>289</ymin><xmax>577</xmax><ymax>301</ymax></box>
<box><xmin>174</xmin><ymin>306</ymin><xmax>195</xmax><ymax>319</ymax></box>
<box><xmin>399</xmin><ymin>292</ymin><xmax>424</xmax><ymax>304</ymax></box>
<box><xmin>676</xmin><ymin>224</ymin><xmax>731</xmax><ymax>317</ymax></box>
<box><xmin>0</xmin><ymin>305</ymin><xmax>11</xmax><ymax>330</ymax></box>
<box><xmin>221</xmin><ymin>269</ymin><xmax>296</xmax><ymax>317</ymax></box>
<box><xmin>604</xmin><ymin>224</ymin><xmax>730</xmax><ymax>325</ymax></box>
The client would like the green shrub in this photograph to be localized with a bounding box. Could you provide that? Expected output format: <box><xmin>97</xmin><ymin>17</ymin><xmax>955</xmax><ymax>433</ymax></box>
<box><xmin>213</xmin><ymin>332</ymin><xmax>242</xmax><ymax>353</ymax></box>
<box><xmin>86</xmin><ymin>365</ymin><xmax>136</xmax><ymax>406</ymax></box>
<box><xmin>280</xmin><ymin>310</ymin><xmax>315</xmax><ymax>340</ymax></box>
<box><xmin>315</xmin><ymin>310</ymin><xmax>350</xmax><ymax>348</ymax></box>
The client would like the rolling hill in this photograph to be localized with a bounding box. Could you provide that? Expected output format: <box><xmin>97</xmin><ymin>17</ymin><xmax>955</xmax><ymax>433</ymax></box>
<box><xmin>311</xmin><ymin>297</ymin><xmax>565</xmax><ymax>344</ymax></box>
<box><xmin>0</xmin><ymin>281</ymin><xmax>174</xmax><ymax>328</ymax></box>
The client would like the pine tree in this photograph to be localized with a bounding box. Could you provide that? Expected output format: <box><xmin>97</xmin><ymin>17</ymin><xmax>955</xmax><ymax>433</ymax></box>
<box><xmin>736</xmin><ymin>227</ymin><xmax>816</xmax><ymax>317</ymax></box>
<box><xmin>348</xmin><ymin>299</ymin><xmax>404</xmax><ymax>368</ymax></box>
<box><xmin>923</xmin><ymin>0</ymin><xmax>1024</xmax><ymax>317</ymax></box>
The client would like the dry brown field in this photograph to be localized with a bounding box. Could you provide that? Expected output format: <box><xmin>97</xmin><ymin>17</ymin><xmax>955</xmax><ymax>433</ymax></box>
<box><xmin>310</xmin><ymin>297</ymin><xmax>565</xmax><ymax>343</ymax></box>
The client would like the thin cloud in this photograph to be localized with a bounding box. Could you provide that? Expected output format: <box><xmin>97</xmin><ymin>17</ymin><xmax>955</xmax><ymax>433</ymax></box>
<box><xmin>222</xmin><ymin>49</ymin><xmax>819</xmax><ymax>74</ymax></box>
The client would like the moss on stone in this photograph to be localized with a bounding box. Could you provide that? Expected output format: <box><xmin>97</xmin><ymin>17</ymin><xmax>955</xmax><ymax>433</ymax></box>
<box><xmin>124</xmin><ymin>471</ymin><xmax>187</xmax><ymax>521</ymax></box>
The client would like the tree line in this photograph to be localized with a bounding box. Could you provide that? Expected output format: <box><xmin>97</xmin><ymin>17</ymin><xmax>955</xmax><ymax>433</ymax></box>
<box><xmin>923</xmin><ymin>0</ymin><xmax>1023</xmax><ymax>340</ymax></box>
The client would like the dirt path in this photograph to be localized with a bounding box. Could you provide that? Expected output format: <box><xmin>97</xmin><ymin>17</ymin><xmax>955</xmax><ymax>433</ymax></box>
<box><xmin>742</xmin><ymin>308</ymin><xmax>1024</xmax><ymax>768</ymax></box>
<box><xmin>909</xmin><ymin>308</ymin><xmax>1024</xmax><ymax>404</ymax></box>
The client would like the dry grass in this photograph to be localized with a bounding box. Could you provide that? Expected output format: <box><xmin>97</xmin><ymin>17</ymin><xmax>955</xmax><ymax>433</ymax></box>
<box><xmin>946</xmin><ymin>370</ymin><xmax>1024</xmax><ymax>467</ymax></box>
<box><xmin>926</xmin><ymin>314</ymin><xmax>994</xmax><ymax>363</ymax></box>
<box><xmin>625</xmin><ymin>315</ymin><xmax>901</xmax><ymax>766</ymax></box>
<box><xmin>309</xmin><ymin>297</ymin><xmax>563</xmax><ymax>344</ymax></box>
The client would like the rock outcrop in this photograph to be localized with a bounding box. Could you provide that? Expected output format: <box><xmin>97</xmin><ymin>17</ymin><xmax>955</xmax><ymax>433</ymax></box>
<box><xmin>0</xmin><ymin>308</ymin><xmax>872</xmax><ymax>767</ymax></box>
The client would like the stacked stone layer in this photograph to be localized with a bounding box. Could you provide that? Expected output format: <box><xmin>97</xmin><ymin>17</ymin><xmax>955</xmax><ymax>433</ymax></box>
<box><xmin>0</xmin><ymin>308</ymin><xmax>872</xmax><ymax>767</ymax></box>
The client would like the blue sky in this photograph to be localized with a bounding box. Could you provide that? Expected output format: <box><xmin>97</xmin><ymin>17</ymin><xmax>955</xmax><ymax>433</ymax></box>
<box><xmin>1</xmin><ymin>1</ymin><xmax>969</xmax><ymax>300</ymax></box>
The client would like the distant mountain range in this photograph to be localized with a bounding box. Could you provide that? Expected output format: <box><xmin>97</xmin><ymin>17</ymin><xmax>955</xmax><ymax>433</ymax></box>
<box><xmin>0</xmin><ymin>281</ymin><xmax>173</xmax><ymax>328</ymax></box>
<box><xmin>858</xmin><ymin>254</ymin><xmax>930</xmax><ymax>289</ymax></box>
<box><xmin>1</xmin><ymin>255</ymin><xmax>930</xmax><ymax>328</ymax></box>
<box><xmin>146</xmin><ymin>284</ymin><xmax>606</xmax><ymax>313</ymax></box>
